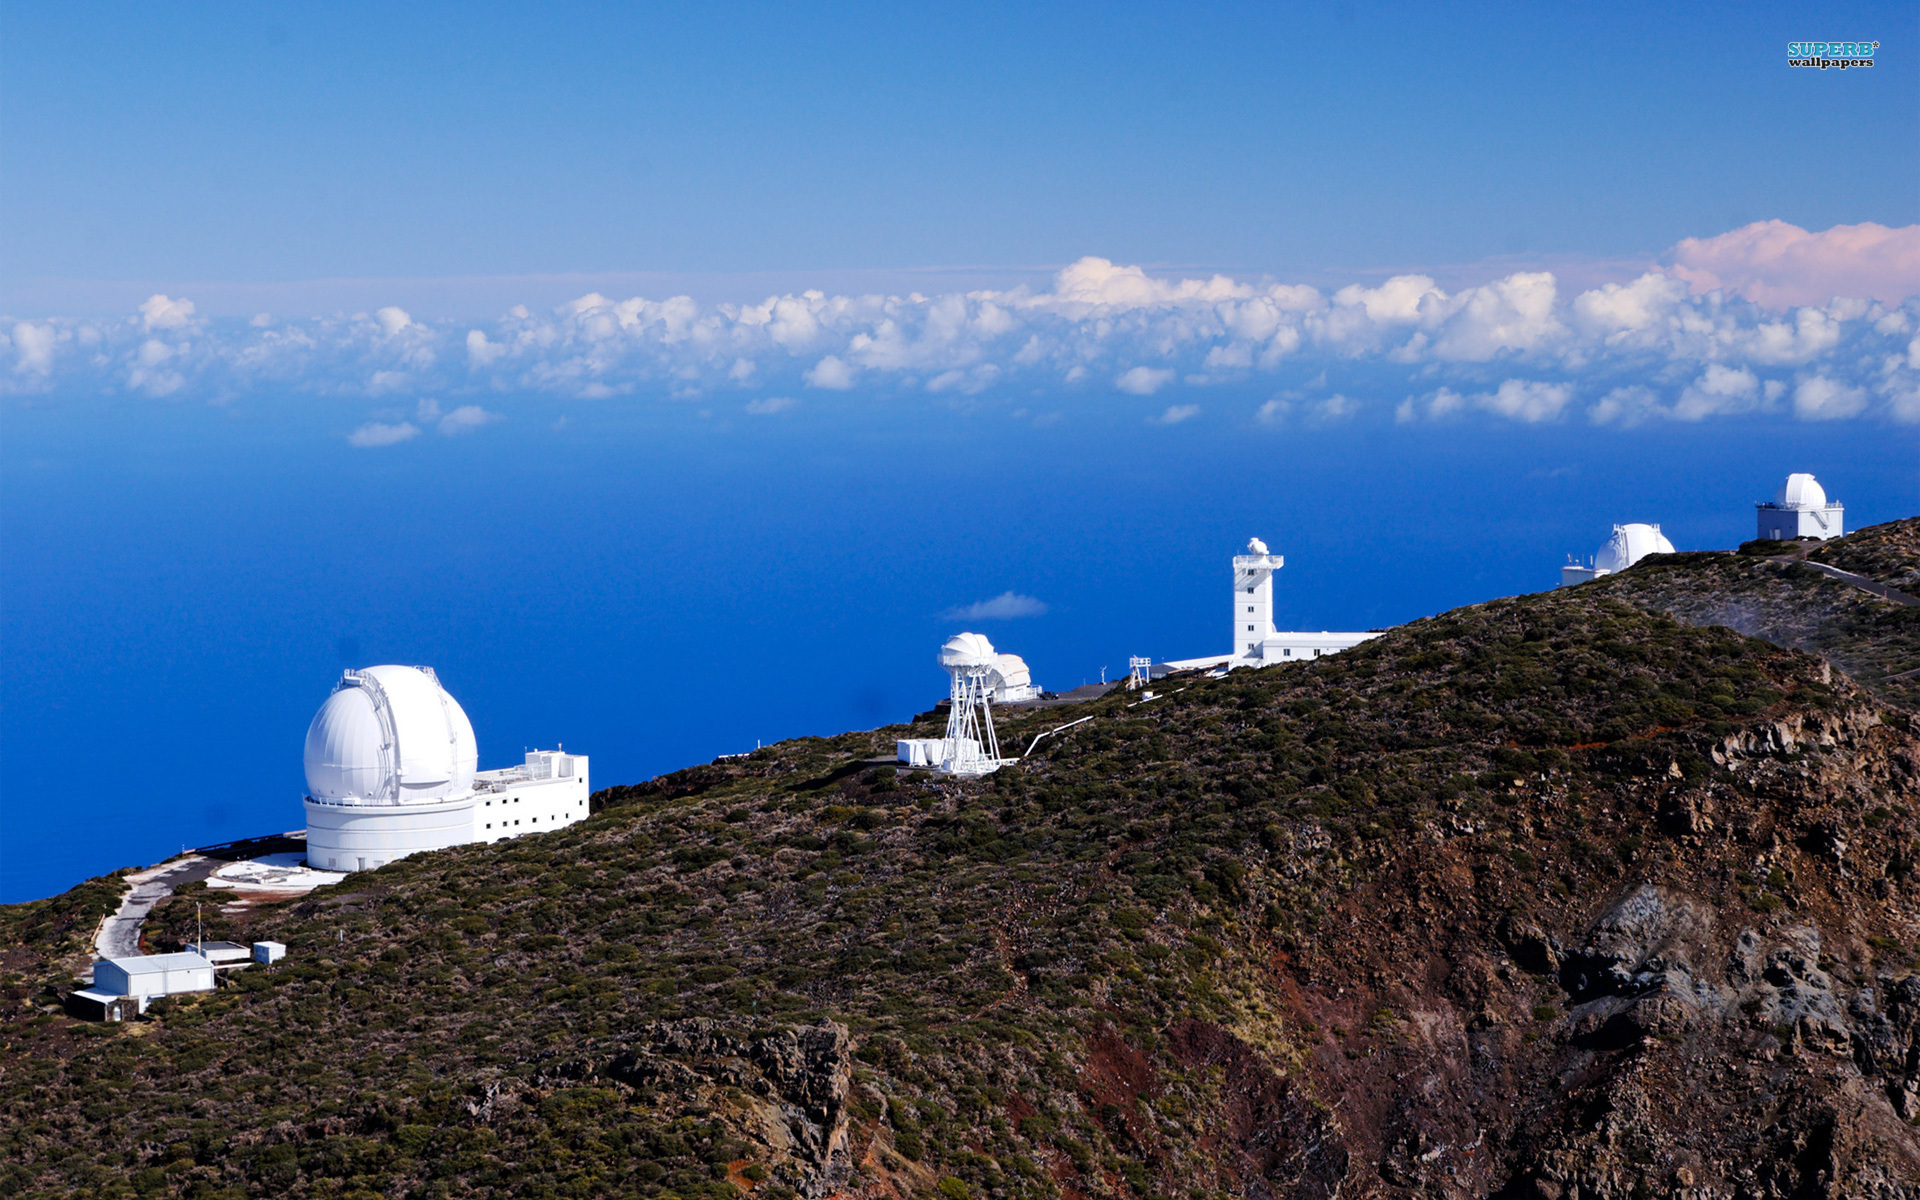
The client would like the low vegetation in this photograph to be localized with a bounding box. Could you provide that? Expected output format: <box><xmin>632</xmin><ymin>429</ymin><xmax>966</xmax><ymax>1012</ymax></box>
<box><xmin>4</xmin><ymin>523</ymin><xmax>1919</xmax><ymax>1199</ymax></box>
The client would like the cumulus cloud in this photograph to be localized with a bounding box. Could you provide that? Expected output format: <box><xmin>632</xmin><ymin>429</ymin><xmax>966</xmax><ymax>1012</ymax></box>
<box><xmin>139</xmin><ymin>294</ymin><xmax>196</xmax><ymax>331</ymax></box>
<box><xmin>745</xmin><ymin>396</ymin><xmax>796</xmax><ymax>415</ymax></box>
<box><xmin>1792</xmin><ymin>375</ymin><xmax>1868</xmax><ymax>420</ymax></box>
<box><xmin>804</xmin><ymin>355</ymin><xmax>855</xmax><ymax>389</ymax></box>
<box><xmin>1117</xmin><ymin>366</ymin><xmax>1175</xmax><ymax>395</ymax></box>
<box><xmin>348</xmin><ymin>421</ymin><xmax>420</xmax><ymax>447</ymax></box>
<box><xmin>466</xmin><ymin>329</ymin><xmax>507</xmax><ymax>367</ymax></box>
<box><xmin>942</xmin><ymin>592</ymin><xmax>1049</xmax><ymax>621</ymax></box>
<box><xmin>436</xmin><ymin>404</ymin><xmax>502</xmax><ymax>435</ymax></box>
<box><xmin>10</xmin><ymin>322</ymin><xmax>55</xmax><ymax>375</ymax></box>
<box><xmin>1151</xmin><ymin>403</ymin><xmax>1201</xmax><ymax>425</ymax></box>
<box><xmin>1401</xmin><ymin>381</ymin><xmax>1568</xmax><ymax>423</ymax></box>
<box><xmin>1478</xmin><ymin>379</ymin><xmax>1571</xmax><ymax>423</ymax></box>
<box><xmin>4</xmin><ymin>226</ymin><xmax>1918</xmax><ymax>426</ymax></box>
<box><xmin>1669</xmin><ymin>220</ymin><xmax>1920</xmax><ymax>308</ymax></box>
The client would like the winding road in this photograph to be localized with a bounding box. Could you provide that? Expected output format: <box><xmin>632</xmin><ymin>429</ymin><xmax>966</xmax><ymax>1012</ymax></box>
<box><xmin>93</xmin><ymin>855</ymin><xmax>218</xmax><ymax>959</ymax></box>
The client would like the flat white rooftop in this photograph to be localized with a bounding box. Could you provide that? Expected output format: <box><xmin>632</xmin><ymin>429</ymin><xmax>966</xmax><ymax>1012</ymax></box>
<box><xmin>102</xmin><ymin>952</ymin><xmax>215</xmax><ymax>975</ymax></box>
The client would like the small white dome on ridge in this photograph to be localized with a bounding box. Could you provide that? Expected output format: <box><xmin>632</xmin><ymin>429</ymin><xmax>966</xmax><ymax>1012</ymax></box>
<box><xmin>1594</xmin><ymin>523</ymin><xmax>1676</xmax><ymax>574</ymax></box>
<box><xmin>1774</xmin><ymin>473</ymin><xmax>1827</xmax><ymax>509</ymax></box>
<box><xmin>1247</xmin><ymin>537</ymin><xmax>1269</xmax><ymax>554</ymax></box>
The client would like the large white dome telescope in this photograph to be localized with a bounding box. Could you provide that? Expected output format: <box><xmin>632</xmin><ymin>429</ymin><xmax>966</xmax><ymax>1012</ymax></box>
<box><xmin>303</xmin><ymin>665</ymin><xmax>477</xmax><ymax>803</ymax></box>
<box><xmin>301</xmin><ymin>664</ymin><xmax>590</xmax><ymax>875</ymax></box>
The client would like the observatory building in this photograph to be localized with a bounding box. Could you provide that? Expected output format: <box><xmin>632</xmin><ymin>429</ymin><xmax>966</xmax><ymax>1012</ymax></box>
<box><xmin>1756</xmin><ymin>473</ymin><xmax>1843</xmax><ymax>541</ymax></box>
<box><xmin>897</xmin><ymin>632</ymin><xmax>1035</xmax><ymax>774</ymax></box>
<box><xmin>303</xmin><ymin>665</ymin><xmax>588</xmax><ymax>873</ymax></box>
<box><xmin>1167</xmin><ymin>538</ymin><xmax>1381</xmax><ymax>672</ymax></box>
<box><xmin>1559</xmin><ymin>523</ymin><xmax>1677</xmax><ymax>587</ymax></box>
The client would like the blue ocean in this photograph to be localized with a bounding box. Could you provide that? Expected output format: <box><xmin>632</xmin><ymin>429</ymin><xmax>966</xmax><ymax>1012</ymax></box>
<box><xmin>1</xmin><ymin>392</ymin><xmax>1908</xmax><ymax>901</ymax></box>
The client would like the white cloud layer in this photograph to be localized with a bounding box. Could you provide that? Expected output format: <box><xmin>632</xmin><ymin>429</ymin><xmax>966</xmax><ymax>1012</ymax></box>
<box><xmin>6</xmin><ymin>225</ymin><xmax>1919</xmax><ymax>426</ymax></box>
<box><xmin>1669</xmin><ymin>220</ymin><xmax>1920</xmax><ymax>308</ymax></box>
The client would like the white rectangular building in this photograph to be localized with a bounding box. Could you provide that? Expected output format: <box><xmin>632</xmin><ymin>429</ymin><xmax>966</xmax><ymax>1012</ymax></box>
<box><xmin>474</xmin><ymin>750</ymin><xmax>590</xmax><ymax>842</ymax></box>
<box><xmin>86</xmin><ymin>953</ymin><xmax>217</xmax><ymax>1013</ymax></box>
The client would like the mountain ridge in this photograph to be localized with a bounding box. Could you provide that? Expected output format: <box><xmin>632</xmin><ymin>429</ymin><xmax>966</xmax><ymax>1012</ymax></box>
<box><xmin>3</xmin><ymin>520</ymin><xmax>1918</xmax><ymax>1200</ymax></box>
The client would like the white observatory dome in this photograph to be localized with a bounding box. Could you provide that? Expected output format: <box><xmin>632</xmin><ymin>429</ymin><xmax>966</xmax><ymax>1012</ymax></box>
<box><xmin>1594</xmin><ymin>523</ymin><xmax>1676</xmax><ymax>574</ymax></box>
<box><xmin>303</xmin><ymin>665</ymin><xmax>478</xmax><ymax>804</ymax></box>
<box><xmin>939</xmin><ymin>632</ymin><xmax>997</xmax><ymax>670</ymax></box>
<box><xmin>989</xmin><ymin>653</ymin><xmax>1032</xmax><ymax>693</ymax></box>
<box><xmin>1775</xmin><ymin>473</ymin><xmax>1827</xmax><ymax>510</ymax></box>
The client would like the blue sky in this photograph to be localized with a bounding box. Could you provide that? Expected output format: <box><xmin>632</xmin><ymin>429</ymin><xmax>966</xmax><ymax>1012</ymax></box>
<box><xmin>3</xmin><ymin>2</ymin><xmax>1913</xmax><ymax>306</ymax></box>
<box><xmin>2</xmin><ymin>2</ymin><xmax>1916</xmax><ymax>900</ymax></box>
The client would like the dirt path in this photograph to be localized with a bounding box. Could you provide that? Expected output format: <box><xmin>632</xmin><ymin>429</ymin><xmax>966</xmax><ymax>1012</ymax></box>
<box><xmin>94</xmin><ymin>855</ymin><xmax>218</xmax><ymax>959</ymax></box>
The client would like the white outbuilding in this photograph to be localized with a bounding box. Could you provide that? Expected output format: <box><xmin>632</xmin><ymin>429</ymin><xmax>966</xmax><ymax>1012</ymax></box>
<box><xmin>81</xmin><ymin>953</ymin><xmax>217</xmax><ymax>1014</ymax></box>
<box><xmin>1756</xmin><ymin>473</ymin><xmax>1843</xmax><ymax>541</ymax></box>
<box><xmin>303</xmin><ymin>665</ymin><xmax>588</xmax><ymax>873</ymax></box>
<box><xmin>1560</xmin><ymin>523</ymin><xmax>1676</xmax><ymax>587</ymax></box>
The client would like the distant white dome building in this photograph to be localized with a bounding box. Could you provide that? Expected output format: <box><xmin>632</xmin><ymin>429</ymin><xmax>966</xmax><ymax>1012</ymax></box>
<box><xmin>987</xmin><ymin>654</ymin><xmax>1036</xmax><ymax>702</ymax></box>
<box><xmin>1561</xmin><ymin>523</ymin><xmax>1675</xmax><ymax>587</ymax></box>
<box><xmin>1756</xmin><ymin>473</ymin><xmax>1843</xmax><ymax>541</ymax></box>
<box><xmin>303</xmin><ymin>665</ymin><xmax>588</xmax><ymax>873</ymax></box>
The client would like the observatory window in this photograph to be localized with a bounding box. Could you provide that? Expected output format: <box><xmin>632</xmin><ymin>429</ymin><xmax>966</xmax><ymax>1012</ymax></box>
<box><xmin>1246</xmin><ymin>586</ymin><xmax>1254</xmax><ymax>594</ymax></box>
<box><xmin>1247</xmin><ymin>625</ymin><xmax>1254</xmax><ymax>632</ymax></box>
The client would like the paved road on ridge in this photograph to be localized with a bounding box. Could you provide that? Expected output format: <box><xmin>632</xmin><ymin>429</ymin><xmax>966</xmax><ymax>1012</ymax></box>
<box><xmin>94</xmin><ymin>855</ymin><xmax>218</xmax><ymax>960</ymax></box>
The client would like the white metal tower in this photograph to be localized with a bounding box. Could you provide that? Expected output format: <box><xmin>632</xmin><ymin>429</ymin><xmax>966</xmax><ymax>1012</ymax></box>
<box><xmin>1127</xmin><ymin>657</ymin><xmax>1152</xmax><ymax>690</ymax></box>
<box><xmin>938</xmin><ymin>633</ymin><xmax>1006</xmax><ymax>775</ymax></box>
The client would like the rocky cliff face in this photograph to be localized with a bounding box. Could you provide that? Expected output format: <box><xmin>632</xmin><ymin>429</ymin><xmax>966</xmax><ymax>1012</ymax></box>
<box><xmin>3</xmin><ymin>524</ymin><xmax>1917</xmax><ymax>1200</ymax></box>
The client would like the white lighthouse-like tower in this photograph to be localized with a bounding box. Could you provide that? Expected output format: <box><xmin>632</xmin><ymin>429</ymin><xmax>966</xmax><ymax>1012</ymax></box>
<box><xmin>1232</xmin><ymin>538</ymin><xmax>1284</xmax><ymax>660</ymax></box>
<box><xmin>1167</xmin><ymin>538</ymin><xmax>1382</xmax><ymax>672</ymax></box>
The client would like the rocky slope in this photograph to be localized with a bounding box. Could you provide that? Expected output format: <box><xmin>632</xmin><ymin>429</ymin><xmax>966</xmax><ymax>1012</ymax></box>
<box><xmin>3</xmin><ymin>524</ymin><xmax>1918</xmax><ymax>1200</ymax></box>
